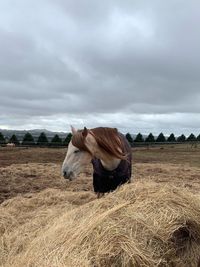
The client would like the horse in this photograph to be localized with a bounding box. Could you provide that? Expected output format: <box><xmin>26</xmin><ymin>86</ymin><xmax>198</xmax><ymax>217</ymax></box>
<box><xmin>6</xmin><ymin>143</ymin><xmax>16</xmax><ymax>147</ymax></box>
<box><xmin>62</xmin><ymin>126</ymin><xmax>132</xmax><ymax>198</ymax></box>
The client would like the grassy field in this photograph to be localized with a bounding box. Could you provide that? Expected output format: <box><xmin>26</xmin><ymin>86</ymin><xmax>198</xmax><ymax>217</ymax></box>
<box><xmin>134</xmin><ymin>144</ymin><xmax>200</xmax><ymax>168</ymax></box>
<box><xmin>0</xmin><ymin>144</ymin><xmax>200</xmax><ymax>203</ymax></box>
<box><xmin>0</xmin><ymin>144</ymin><xmax>200</xmax><ymax>266</ymax></box>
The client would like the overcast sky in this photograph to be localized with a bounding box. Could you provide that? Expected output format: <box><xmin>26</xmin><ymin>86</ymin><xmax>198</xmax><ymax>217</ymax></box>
<box><xmin>0</xmin><ymin>0</ymin><xmax>200</xmax><ymax>135</ymax></box>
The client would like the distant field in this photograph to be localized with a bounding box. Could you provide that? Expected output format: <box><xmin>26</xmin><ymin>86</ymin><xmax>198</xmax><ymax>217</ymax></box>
<box><xmin>134</xmin><ymin>143</ymin><xmax>200</xmax><ymax>168</ymax></box>
<box><xmin>1</xmin><ymin>143</ymin><xmax>200</xmax><ymax>167</ymax></box>
<box><xmin>0</xmin><ymin>144</ymin><xmax>200</xmax><ymax>203</ymax></box>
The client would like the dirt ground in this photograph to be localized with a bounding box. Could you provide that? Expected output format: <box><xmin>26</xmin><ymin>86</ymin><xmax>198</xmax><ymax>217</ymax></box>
<box><xmin>0</xmin><ymin>144</ymin><xmax>200</xmax><ymax>204</ymax></box>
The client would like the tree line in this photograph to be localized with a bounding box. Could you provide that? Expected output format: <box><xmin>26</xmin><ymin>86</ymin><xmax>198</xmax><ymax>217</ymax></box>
<box><xmin>0</xmin><ymin>132</ymin><xmax>72</xmax><ymax>146</ymax></box>
<box><xmin>125</xmin><ymin>132</ymin><xmax>200</xmax><ymax>144</ymax></box>
<box><xmin>0</xmin><ymin>131</ymin><xmax>200</xmax><ymax>147</ymax></box>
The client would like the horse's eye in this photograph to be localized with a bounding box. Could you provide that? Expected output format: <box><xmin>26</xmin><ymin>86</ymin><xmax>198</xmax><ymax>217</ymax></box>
<box><xmin>74</xmin><ymin>150</ymin><xmax>80</xmax><ymax>154</ymax></box>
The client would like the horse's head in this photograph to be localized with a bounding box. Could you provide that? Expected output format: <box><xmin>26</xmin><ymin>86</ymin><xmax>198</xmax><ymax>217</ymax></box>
<box><xmin>62</xmin><ymin>126</ymin><xmax>93</xmax><ymax>181</ymax></box>
<box><xmin>62</xmin><ymin>126</ymin><xmax>127</xmax><ymax>180</ymax></box>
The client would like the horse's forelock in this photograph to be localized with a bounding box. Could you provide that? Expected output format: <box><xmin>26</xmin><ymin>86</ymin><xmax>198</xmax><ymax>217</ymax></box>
<box><xmin>71</xmin><ymin>130</ymin><xmax>91</xmax><ymax>153</ymax></box>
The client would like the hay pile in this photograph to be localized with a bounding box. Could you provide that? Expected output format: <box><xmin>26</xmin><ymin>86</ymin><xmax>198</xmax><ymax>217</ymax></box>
<box><xmin>1</xmin><ymin>181</ymin><xmax>200</xmax><ymax>267</ymax></box>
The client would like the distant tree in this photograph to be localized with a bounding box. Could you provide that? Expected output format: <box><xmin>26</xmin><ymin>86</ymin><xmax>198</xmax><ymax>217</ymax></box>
<box><xmin>197</xmin><ymin>134</ymin><xmax>200</xmax><ymax>141</ymax></box>
<box><xmin>37</xmin><ymin>132</ymin><xmax>49</xmax><ymax>146</ymax></box>
<box><xmin>177</xmin><ymin>134</ymin><xmax>186</xmax><ymax>142</ymax></box>
<box><xmin>0</xmin><ymin>132</ymin><xmax>6</xmax><ymax>144</ymax></box>
<box><xmin>51</xmin><ymin>134</ymin><xmax>62</xmax><ymax>146</ymax></box>
<box><xmin>9</xmin><ymin>134</ymin><xmax>19</xmax><ymax>145</ymax></box>
<box><xmin>156</xmin><ymin>133</ymin><xmax>166</xmax><ymax>142</ymax></box>
<box><xmin>22</xmin><ymin>132</ymin><xmax>35</xmax><ymax>145</ymax></box>
<box><xmin>187</xmin><ymin>133</ymin><xmax>196</xmax><ymax>142</ymax></box>
<box><xmin>63</xmin><ymin>133</ymin><xmax>72</xmax><ymax>146</ymax></box>
<box><xmin>126</xmin><ymin>133</ymin><xmax>133</xmax><ymax>145</ymax></box>
<box><xmin>167</xmin><ymin>133</ymin><xmax>176</xmax><ymax>142</ymax></box>
<box><xmin>145</xmin><ymin>133</ymin><xmax>155</xmax><ymax>143</ymax></box>
<box><xmin>134</xmin><ymin>133</ymin><xmax>144</xmax><ymax>142</ymax></box>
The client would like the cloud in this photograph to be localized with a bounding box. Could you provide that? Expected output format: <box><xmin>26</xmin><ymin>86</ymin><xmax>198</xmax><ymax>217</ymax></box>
<box><xmin>0</xmin><ymin>0</ymin><xmax>200</xmax><ymax>134</ymax></box>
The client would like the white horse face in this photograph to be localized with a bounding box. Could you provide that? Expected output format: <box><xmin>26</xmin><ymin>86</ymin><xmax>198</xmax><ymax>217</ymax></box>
<box><xmin>62</xmin><ymin>140</ymin><xmax>92</xmax><ymax>181</ymax></box>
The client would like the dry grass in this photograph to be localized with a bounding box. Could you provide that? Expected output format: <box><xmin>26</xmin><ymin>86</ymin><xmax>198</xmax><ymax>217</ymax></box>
<box><xmin>1</xmin><ymin>161</ymin><xmax>200</xmax><ymax>204</ymax></box>
<box><xmin>0</xmin><ymin>163</ymin><xmax>93</xmax><ymax>203</ymax></box>
<box><xmin>1</xmin><ymin>182</ymin><xmax>200</xmax><ymax>267</ymax></box>
<box><xmin>1</xmin><ymin>146</ymin><xmax>200</xmax><ymax>266</ymax></box>
<box><xmin>134</xmin><ymin>163</ymin><xmax>200</xmax><ymax>193</ymax></box>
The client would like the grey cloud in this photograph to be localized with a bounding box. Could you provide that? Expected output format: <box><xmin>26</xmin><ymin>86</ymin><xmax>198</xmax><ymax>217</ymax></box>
<box><xmin>0</xmin><ymin>0</ymin><xmax>200</xmax><ymax>133</ymax></box>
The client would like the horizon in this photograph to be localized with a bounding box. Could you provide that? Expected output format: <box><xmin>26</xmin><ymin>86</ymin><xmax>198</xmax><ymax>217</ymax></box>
<box><xmin>0</xmin><ymin>127</ymin><xmax>198</xmax><ymax>138</ymax></box>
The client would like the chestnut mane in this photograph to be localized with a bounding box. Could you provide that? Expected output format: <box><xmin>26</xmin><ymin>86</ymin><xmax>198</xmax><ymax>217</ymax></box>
<box><xmin>71</xmin><ymin>127</ymin><xmax>127</xmax><ymax>160</ymax></box>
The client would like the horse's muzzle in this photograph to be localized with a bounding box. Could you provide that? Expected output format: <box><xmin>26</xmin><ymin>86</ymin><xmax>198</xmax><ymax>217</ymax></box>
<box><xmin>63</xmin><ymin>170</ymin><xmax>74</xmax><ymax>181</ymax></box>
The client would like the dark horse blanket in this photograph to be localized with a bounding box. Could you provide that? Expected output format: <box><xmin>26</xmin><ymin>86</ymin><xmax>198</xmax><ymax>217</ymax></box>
<box><xmin>91</xmin><ymin>133</ymin><xmax>132</xmax><ymax>193</ymax></box>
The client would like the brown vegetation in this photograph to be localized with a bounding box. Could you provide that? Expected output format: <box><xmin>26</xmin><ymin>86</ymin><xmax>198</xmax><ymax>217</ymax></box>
<box><xmin>1</xmin><ymin>182</ymin><xmax>200</xmax><ymax>266</ymax></box>
<box><xmin>0</xmin><ymin>145</ymin><xmax>200</xmax><ymax>266</ymax></box>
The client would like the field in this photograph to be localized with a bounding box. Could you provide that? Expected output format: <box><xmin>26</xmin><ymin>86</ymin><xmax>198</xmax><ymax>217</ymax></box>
<box><xmin>0</xmin><ymin>144</ymin><xmax>200</xmax><ymax>266</ymax></box>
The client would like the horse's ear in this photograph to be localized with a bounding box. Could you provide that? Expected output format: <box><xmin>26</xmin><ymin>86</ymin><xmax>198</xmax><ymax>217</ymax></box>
<box><xmin>82</xmin><ymin>127</ymin><xmax>88</xmax><ymax>138</ymax></box>
<box><xmin>70</xmin><ymin>125</ymin><xmax>77</xmax><ymax>135</ymax></box>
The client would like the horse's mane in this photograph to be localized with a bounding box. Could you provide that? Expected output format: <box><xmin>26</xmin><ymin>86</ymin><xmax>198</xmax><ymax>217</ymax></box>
<box><xmin>72</xmin><ymin>127</ymin><xmax>127</xmax><ymax>160</ymax></box>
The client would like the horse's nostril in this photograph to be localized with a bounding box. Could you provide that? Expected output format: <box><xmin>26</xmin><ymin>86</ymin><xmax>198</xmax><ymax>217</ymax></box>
<box><xmin>63</xmin><ymin>171</ymin><xmax>68</xmax><ymax>178</ymax></box>
<box><xmin>63</xmin><ymin>170</ymin><xmax>73</xmax><ymax>180</ymax></box>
